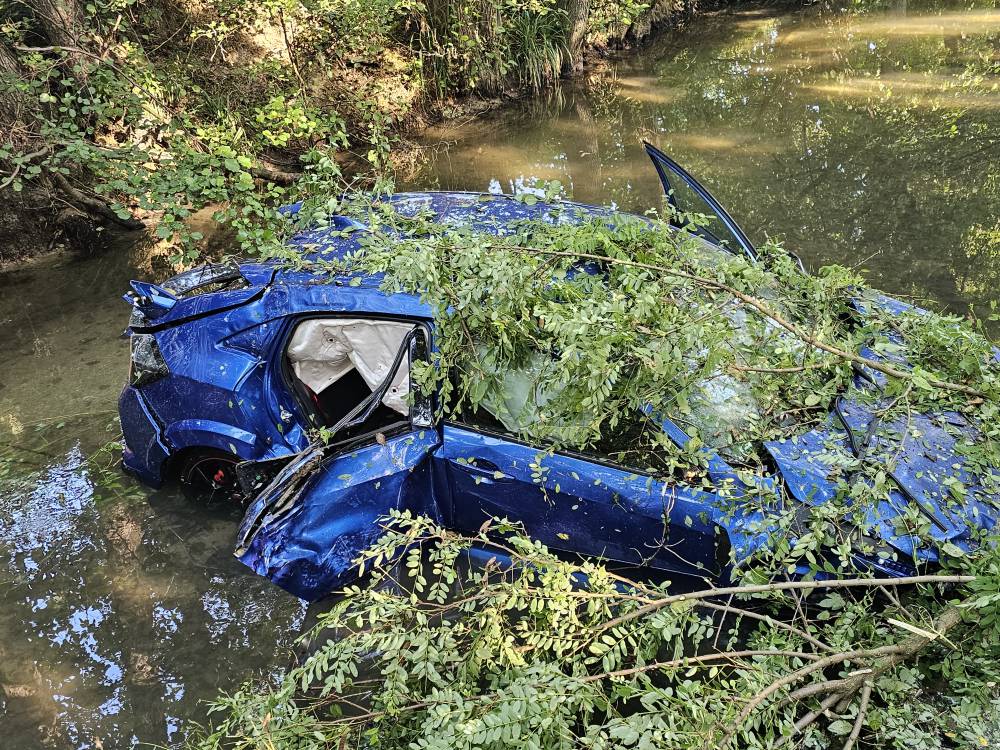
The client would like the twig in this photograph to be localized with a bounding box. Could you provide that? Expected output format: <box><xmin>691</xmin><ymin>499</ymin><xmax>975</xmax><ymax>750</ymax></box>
<box><xmin>730</xmin><ymin>361</ymin><xmax>834</xmax><ymax>374</ymax></box>
<box><xmin>0</xmin><ymin>145</ymin><xmax>50</xmax><ymax>190</ymax></box>
<box><xmin>581</xmin><ymin>649</ymin><xmax>823</xmax><ymax>684</ymax></box>
<box><xmin>595</xmin><ymin>574</ymin><xmax>974</xmax><ymax>637</ymax></box>
<box><xmin>15</xmin><ymin>44</ymin><xmax>189</xmax><ymax>123</ymax></box>
<box><xmin>773</xmin><ymin>692</ymin><xmax>842</xmax><ymax>748</ymax></box>
<box><xmin>842</xmin><ymin>681</ymin><xmax>872</xmax><ymax>750</ymax></box>
<box><xmin>276</xmin><ymin>9</ymin><xmax>308</xmax><ymax>101</ymax></box>
<box><xmin>697</xmin><ymin>600</ymin><xmax>836</xmax><ymax>653</ymax></box>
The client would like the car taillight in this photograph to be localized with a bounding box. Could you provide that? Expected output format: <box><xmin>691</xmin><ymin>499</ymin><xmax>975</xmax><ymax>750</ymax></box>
<box><xmin>129</xmin><ymin>333</ymin><xmax>169</xmax><ymax>387</ymax></box>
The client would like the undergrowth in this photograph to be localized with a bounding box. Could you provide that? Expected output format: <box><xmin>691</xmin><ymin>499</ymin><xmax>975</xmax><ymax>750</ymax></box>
<box><xmin>0</xmin><ymin>0</ymin><xmax>673</xmax><ymax>262</ymax></box>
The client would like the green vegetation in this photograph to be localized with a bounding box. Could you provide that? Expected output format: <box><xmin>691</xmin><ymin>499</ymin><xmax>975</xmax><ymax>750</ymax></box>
<box><xmin>189</xmin><ymin>201</ymin><xmax>1000</xmax><ymax>748</ymax></box>
<box><xmin>191</xmin><ymin>516</ymin><xmax>999</xmax><ymax>750</ymax></box>
<box><xmin>0</xmin><ymin>0</ymin><xmax>678</xmax><ymax>264</ymax></box>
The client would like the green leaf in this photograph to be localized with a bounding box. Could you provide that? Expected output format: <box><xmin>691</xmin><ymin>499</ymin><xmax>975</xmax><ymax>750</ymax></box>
<box><xmin>827</xmin><ymin>720</ymin><xmax>854</xmax><ymax>736</ymax></box>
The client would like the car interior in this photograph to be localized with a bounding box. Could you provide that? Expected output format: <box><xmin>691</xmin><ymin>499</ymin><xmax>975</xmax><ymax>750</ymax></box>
<box><xmin>286</xmin><ymin>318</ymin><xmax>415</xmax><ymax>432</ymax></box>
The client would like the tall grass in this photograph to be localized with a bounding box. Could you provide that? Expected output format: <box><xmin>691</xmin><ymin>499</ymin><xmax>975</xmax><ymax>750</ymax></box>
<box><xmin>503</xmin><ymin>10</ymin><xmax>568</xmax><ymax>92</ymax></box>
<box><xmin>417</xmin><ymin>0</ymin><xmax>569</xmax><ymax>97</ymax></box>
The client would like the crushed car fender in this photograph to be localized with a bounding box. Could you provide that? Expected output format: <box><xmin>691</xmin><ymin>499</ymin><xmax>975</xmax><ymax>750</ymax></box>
<box><xmin>235</xmin><ymin>429</ymin><xmax>441</xmax><ymax>601</ymax></box>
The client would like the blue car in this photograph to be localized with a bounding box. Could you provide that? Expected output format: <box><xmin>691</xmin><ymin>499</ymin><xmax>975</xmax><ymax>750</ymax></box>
<box><xmin>119</xmin><ymin>144</ymin><xmax>997</xmax><ymax>600</ymax></box>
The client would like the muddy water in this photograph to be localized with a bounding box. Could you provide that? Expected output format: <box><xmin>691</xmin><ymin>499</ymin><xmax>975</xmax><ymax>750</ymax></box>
<box><xmin>2</xmin><ymin>1</ymin><xmax>1000</xmax><ymax>747</ymax></box>
<box><xmin>0</xmin><ymin>247</ymin><xmax>307</xmax><ymax>748</ymax></box>
<box><xmin>405</xmin><ymin>1</ymin><xmax>1000</xmax><ymax>318</ymax></box>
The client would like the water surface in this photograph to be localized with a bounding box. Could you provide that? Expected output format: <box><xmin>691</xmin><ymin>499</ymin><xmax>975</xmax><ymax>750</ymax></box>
<box><xmin>406</xmin><ymin>0</ymin><xmax>1000</xmax><ymax>317</ymax></box>
<box><xmin>0</xmin><ymin>247</ymin><xmax>306</xmax><ymax>748</ymax></box>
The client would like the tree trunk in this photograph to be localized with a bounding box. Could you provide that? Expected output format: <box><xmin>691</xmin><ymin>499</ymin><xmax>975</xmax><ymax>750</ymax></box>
<box><xmin>0</xmin><ymin>43</ymin><xmax>31</xmax><ymax>133</ymax></box>
<box><xmin>562</xmin><ymin>0</ymin><xmax>591</xmax><ymax>76</ymax></box>
<box><xmin>26</xmin><ymin>0</ymin><xmax>91</xmax><ymax>76</ymax></box>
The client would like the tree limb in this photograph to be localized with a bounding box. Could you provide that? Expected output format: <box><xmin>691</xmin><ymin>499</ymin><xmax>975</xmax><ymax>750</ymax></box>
<box><xmin>596</xmin><ymin>574</ymin><xmax>974</xmax><ymax>638</ymax></box>
<box><xmin>50</xmin><ymin>171</ymin><xmax>143</xmax><ymax>229</ymax></box>
<box><xmin>499</xmin><ymin>245</ymin><xmax>990</xmax><ymax>399</ymax></box>
<box><xmin>842</xmin><ymin>681</ymin><xmax>872</xmax><ymax>750</ymax></box>
<box><xmin>250</xmin><ymin>163</ymin><xmax>300</xmax><ymax>185</ymax></box>
<box><xmin>722</xmin><ymin>599</ymin><xmax>971</xmax><ymax>749</ymax></box>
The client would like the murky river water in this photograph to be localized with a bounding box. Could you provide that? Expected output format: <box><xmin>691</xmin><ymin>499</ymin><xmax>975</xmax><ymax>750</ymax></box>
<box><xmin>2</xmin><ymin>1</ymin><xmax>999</xmax><ymax>747</ymax></box>
<box><xmin>406</xmin><ymin>1</ymin><xmax>1000</xmax><ymax>317</ymax></box>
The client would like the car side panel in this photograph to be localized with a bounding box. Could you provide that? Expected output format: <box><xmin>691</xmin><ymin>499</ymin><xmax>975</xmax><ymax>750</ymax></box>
<box><xmin>236</xmin><ymin>428</ymin><xmax>441</xmax><ymax>600</ymax></box>
<box><xmin>437</xmin><ymin>425</ymin><xmax>724</xmax><ymax>578</ymax></box>
<box><xmin>119</xmin><ymin>386</ymin><xmax>170</xmax><ymax>486</ymax></box>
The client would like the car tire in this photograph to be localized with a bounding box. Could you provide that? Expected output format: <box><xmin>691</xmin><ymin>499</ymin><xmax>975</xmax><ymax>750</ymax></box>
<box><xmin>177</xmin><ymin>450</ymin><xmax>243</xmax><ymax>503</ymax></box>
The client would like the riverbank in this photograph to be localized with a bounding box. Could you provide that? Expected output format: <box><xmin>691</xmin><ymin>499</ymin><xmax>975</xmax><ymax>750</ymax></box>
<box><xmin>0</xmin><ymin>0</ymin><xmax>712</xmax><ymax>267</ymax></box>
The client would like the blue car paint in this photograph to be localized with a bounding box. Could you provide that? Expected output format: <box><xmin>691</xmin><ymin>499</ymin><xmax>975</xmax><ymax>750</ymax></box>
<box><xmin>236</xmin><ymin>428</ymin><xmax>441</xmax><ymax>600</ymax></box>
<box><xmin>118</xmin><ymin>158</ymin><xmax>997</xmax><ymax>600</ymax></box>
<box><xmin>118</xmin><ymin>386</ymin><xmax>171</xmax><ymax>486</ymax></box>
<box><xmin>436</xmin><ymin>423</ymin><xmax>723</xmax><ymax>577</ymax></box>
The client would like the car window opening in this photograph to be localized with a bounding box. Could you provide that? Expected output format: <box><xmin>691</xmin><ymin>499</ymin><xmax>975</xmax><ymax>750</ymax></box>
<box><xmin>287</xmin><ymin>318</ymin><xmax>415</xmax><ymax>431</ymax></box>
<box><xmin>447</xmin><ymin>356</ymin><xmax>707</xmax><ymax>485</ymax></box>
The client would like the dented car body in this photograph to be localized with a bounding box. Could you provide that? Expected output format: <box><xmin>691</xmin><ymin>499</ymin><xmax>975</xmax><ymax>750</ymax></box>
<box><xmin>119</xmin><ymin>145</ymin><xmax>998</xmax><ymax>600</ymax></box>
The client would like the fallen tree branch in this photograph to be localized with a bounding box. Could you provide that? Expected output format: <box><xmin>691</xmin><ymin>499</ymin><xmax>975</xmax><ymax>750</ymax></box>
<box><xmin>50</xmin><ymin>171</ymin><xmax>144</xmax><ymax>229</ymax></box>
<box><xmin>718</xmin><ymin>598</ymin><xmax>971</xmax><ymax>749</ymax></box>
<box><xmin>842</xmin><ymin>681</ymin><xmax>872</xmax><ymax>750</ymax></box>
<box><xmin>494</xmin><ymin>244</ymin><xmax>989</xmax><ymax>399</ymax></box>
<box><xmin>718</xmin><ymin>644</ymin><xmax>905</xmax><ymax>749</ymax></box>
<box><xmin>250</xmin><ymin>163</ymin><xmax>301</xmax><ymax>185</ymax></box>
<box><xmin>834</xmin><ymin>600</ymin><xmax>968</xmax><ymax>696</ymax></box>
<box><xmin>596</xmin><ymin>574</ymin><xmax>974</xmax><ymax>637</ymax></box>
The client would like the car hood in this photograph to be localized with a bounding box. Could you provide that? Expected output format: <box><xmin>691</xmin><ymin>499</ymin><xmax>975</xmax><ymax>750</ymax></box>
<box><xmin>764</xmin><ymin>396</ymin><xmax>997</xmax><ymax>564</ymax></box>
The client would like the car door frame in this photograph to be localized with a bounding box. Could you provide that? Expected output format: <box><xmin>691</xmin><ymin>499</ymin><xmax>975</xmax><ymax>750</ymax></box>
<box><xmin>267</xmin><ymin>312</ymin><xmax>435</xmax><ymax>450</ymax></box>
<box><xmin>644</xmin><ymin>141</ymin><xmax>807</xmax><ymax>272</ymax></box>
<box><xmin>643</xmin><ymin>140</ymin><xmax>758</xmax><ymax>262</ymax></box>
<box><xmin>436</xmin><ymin>411</ymin><xmax>728</xmax><ymax>579</ymax></box>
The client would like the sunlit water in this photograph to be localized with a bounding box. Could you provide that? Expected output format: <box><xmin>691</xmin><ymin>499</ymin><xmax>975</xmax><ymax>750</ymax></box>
<box><xmin>405</xmin><ymin>0</ymin><xmax>1000</xmax><ymax>317</ymax></box>
<box><xmin>0</xmin><ymin>248</ymin><xmax>307</xmax><ymax>748</ymax></box>
<box><xmin>2</xmin><ymin>1</ymin><xmax>999</xmax><ymax>747</ymax></box>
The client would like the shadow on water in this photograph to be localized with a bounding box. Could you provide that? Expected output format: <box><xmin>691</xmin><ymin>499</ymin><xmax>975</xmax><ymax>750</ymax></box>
<box><xmin>2</xmin><ymin>0</ymin><xmax>1000</xmax><ymax>746</ymax></box>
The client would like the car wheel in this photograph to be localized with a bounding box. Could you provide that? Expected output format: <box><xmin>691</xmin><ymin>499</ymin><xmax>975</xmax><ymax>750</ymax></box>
<box><xmin>177</xmin><ymin>450</ymin><xmax>243</xmax><ymax>503</ymax></box>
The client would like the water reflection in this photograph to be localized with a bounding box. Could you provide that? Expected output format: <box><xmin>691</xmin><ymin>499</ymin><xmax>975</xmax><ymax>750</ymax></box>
<box><xmin>406</xmin><ymin>0</ymin><xmax>1000</xmax><ymax>321</ymax></box>
<box><xmin>0</xmin><ymin>244</ymin><xmax>306</xmax><ymax>747</ymax></box>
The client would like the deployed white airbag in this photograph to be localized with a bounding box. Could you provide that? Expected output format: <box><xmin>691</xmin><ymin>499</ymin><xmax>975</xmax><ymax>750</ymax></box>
<box><xmin>287</xmin><ymin>319</ymin><xmax>414</xmax><ymax>415</ymax></box>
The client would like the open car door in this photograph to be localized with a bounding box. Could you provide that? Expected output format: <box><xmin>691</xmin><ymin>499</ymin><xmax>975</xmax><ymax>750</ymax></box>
<box><xmin>643</xmin><ymin>141</ymin><xmax>758</xmax><ymax>262</ymax></box>
<box><xmin>234</xmin><ymin>325</ymin><xmax>440</xmax><ymax>601</ymax></box>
